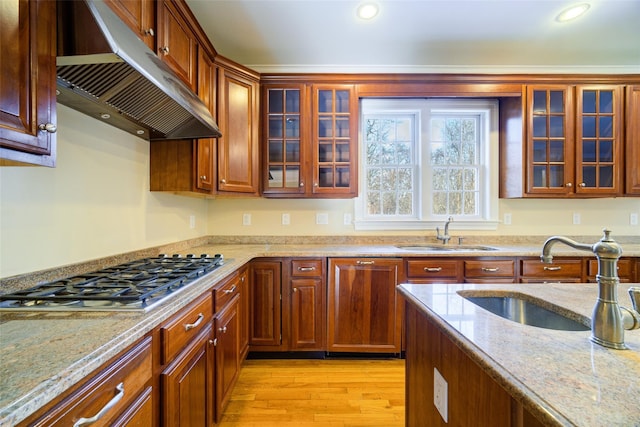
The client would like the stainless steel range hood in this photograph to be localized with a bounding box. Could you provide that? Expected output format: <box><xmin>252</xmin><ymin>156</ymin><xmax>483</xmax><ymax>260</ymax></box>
<box><xmin>56</xmin><ymin>0</ymin><xmax>221</xmax><ymax>141</ymax></box>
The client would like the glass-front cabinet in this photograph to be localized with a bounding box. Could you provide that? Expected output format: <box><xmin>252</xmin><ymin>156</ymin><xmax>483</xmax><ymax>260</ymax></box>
<box><xmin>262</xmin><ymin>83</ymin><xmax>358</xmax><ymax>198</ymax></box>
<box><xmin>525</xmin><ymin>84</ymin><xmax>623</xmax><ymax>197</ymax></box>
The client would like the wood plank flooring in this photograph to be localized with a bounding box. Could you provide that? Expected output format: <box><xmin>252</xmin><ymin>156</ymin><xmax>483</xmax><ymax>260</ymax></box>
<box><xmin>218</xmin><ymin>358</ymin><xmax>405</xmax><ymax>427</ymax></box>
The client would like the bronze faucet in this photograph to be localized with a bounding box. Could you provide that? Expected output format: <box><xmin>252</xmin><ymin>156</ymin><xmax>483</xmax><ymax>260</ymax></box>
<box><xmin>541</xmin><ymin>229</ymin><xmax>640</xmax><ymax>350</ymax></box>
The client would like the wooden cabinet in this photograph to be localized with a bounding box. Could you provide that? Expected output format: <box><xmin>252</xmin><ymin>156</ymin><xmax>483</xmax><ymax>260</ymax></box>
<box><xmin>157</xmin><ymin>0</ymin><xmax>198</xmax><ymax>91</ymax></box>
<box><xmin>625</xmin><ymin>85</ymin><xmax>640</xmax><ymax>195</ymax></box>
<box><xmin>464</xmin><ymin>258</ymin><xmax>516</xmax><ymax>283</ymax></box>
<box><xmin>262</xmin><ymin>83</ymin><xmax>358</xmax><ymax>198</ymax></box>
<box><xmin>327</xmin><ymin>258</ymin><xmax>402</xmax><ymax>353</ymax></box>
<box><xmin>213</xmin><ymin>294</ymin><xmax>241</xmax><ymax>423</ymax></box>
<box><xmin>520</xmin><ymin>84</ymin><xmax>624</xmax><ymax>197</ymax></box>
<box><xmin>405</xmin><ymin>258</ymin><xmax>462</xmax><ymax>284</ymax></box>
<box><xmin>519</xmin><ymin>257</ymin><xmax>585</xmax><ymax>283</ymax></box>
<box><xmin>587</xmin><ymin>257</ymin><xmax>637</xmax><ymax>283</ymax></box>
<box><xmin>289</xmin><ymin>259</ymin><xmax>326</xmax><ymax>350</ymax></box>
<box><xmin>0</xmin><ymin>0</ymin><xmax>57</xmax><ymax>167</ymax></box>
<box><xmin>104</xmin><ymin>0</ymin><xmax>156</xmax><ymax>50</ymax></box>
<box><xmin>249</xmin><ymin>259</ymin><xmax>282</xmax><ymax>348</ymax></box>
<box><xmin>216</xmin><ymin>57</ymin><xmax>260</xmax><ymax>195</ymax></box>
<box><xmin>24</xmin><ymin>337</ymin><xmax>154</xmax><ymax>427</ymax></box>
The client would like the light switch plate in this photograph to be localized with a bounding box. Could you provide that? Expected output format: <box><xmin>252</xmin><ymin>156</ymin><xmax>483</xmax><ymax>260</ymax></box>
<box><xmin>572</xmin><ymin>212</ymin><xmax>581</xmax><ymax>225</ymax></box>
<box><xmin>631</xmin><ymin>213</ymin><xmax>638</xmax><ymax>226</ymax></box>
<box><xmin>316</xmin><ymin>213</ymin><xmax>329</xmax><ymax>225</ymax></box>
<box><xmin>242</xmin><ymin>213</ymin><xmax>251</xmax><ymax>226</ymax></box>
<box><xmin>282</xmin><ymin>213</ymin><xmax>290</xmax><ymax>225</ymax></box>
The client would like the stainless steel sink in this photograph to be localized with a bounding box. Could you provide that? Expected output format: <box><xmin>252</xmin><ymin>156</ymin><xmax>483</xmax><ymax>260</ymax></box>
<box><xmin>396</xmin><ymin>244</ymin><xmax>498</xmax><ymax>251</ymax></box>
<box><xmin>460</xmin><ymin>294</ymin><xmax>589</xmax><ymax>331</ymax></box>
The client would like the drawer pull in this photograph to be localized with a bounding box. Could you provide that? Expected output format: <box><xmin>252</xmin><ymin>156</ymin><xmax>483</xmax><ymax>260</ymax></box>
<box><xmin>218</xmin><ymin>326</ymin><xmax>228</xmax><ymax>333</ymax></box>
<box><xmin>356</xmin><ymin>260</ymin><xmax>375</xmax><ymax>265</ymax></box>
<box><xmin>544</xmin><ymin>266</ymin><xmax>562</xmax><ymax>271</ymax></box>
<box><xmin>224</xmin><ymin>285</ymin><xmax>237</xmax><ymax>294</ymax></box>
<box><xmin>73</xmin><ymin>382</ymin><xmax>124</xmax><ymax>427</ymax></box>
<box><xmin>298</xmin><ymin>266</ymin><xmax>316</xmax><ymax>272</ymax></box>
<box><xmin>424</xmin><ymin>267</ymin><xmax>442</xmax><ymax>272</ymax></box>
<box><xmin>184</xmin><ymin>313</ymin><xmax>204</xmax><ymax>331</ymax></box>
<box><xmin>481</xmin><ymin>267</ymin><xmax>500</xmax><ymax>272</ymax></box>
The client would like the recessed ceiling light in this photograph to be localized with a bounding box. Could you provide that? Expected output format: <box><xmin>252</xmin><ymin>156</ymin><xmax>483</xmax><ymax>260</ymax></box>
<box><xmin>357</xmin><ymin>2</ymin><xmax>379</xmax><ymax>20</ymax></box>
<box><xmin>556</xmin><ymin>3</ymin><xmax>590</xmax><ymax>22</ymax></box>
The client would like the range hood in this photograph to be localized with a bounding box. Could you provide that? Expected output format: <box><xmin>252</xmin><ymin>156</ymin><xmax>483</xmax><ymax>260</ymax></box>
<box><xmin>56</xmin><ymin>0</ymin><xmax>221</xmax><ymax>141</ymax></box>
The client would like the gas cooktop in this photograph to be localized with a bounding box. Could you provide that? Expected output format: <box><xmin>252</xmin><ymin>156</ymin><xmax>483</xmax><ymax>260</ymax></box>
<box><xmin>0</xmin><ymin>254</ymin><xmax>226</xmax><ymax>312</ymax></box>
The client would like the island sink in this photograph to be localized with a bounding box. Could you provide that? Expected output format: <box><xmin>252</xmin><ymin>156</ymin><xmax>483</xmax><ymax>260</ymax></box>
<box><xmin>396</xmin><ymin>244</ymin><xmax>498</xmax><ymax>252</ymax></box>
<box><xmin>461</xmin><ymin>294</ymin><xmax>590</xmax><ymax>331</ymax></box>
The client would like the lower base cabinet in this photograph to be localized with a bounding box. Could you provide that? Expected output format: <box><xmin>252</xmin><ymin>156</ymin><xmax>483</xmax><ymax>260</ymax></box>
<box><xmin>214</xmin><ymin>294</ymin><xmax>241</xmax><ymax>422</ymax></box>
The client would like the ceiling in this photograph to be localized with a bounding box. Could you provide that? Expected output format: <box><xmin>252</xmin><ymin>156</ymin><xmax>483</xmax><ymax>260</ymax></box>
<box><xmin>185</xmin><ymin>0</ymin><xmax>640</xmax><ymax>74</ymax></box>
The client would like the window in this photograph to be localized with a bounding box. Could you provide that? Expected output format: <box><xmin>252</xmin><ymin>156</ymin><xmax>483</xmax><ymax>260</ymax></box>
<box><xmin>355</xmin><ymin>99</ymin><xmax>499</xmax><ymax>231</ymax></box>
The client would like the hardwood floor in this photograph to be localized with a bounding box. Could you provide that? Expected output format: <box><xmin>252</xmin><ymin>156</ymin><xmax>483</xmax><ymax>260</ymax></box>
<box><xmin>218</xmin><ymin>358</ymin><xmax>405</xmax><ymax>427</ymax></box>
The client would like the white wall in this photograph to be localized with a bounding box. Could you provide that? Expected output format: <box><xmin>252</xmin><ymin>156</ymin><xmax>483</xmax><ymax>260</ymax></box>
<box><xmin>0</xmin><ymin>105</ymin><xmax>209</xmax><ymax>277</ymax></box>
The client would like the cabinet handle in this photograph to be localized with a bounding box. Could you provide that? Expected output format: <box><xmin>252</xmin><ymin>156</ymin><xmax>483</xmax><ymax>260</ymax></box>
<box><xmin>73</xmin><ymin>382</ymin><xmax>124</xmax><ymax>427</ymax></box>
<box><xmin>481</xmin><ymin>267</ymin><xmax>500</xmax><ymax>272</ymax></box>
<box><xmin>544</xmin><ymin>266</ymin><xmax>562</xmax><ymax>271</ymax></box>
<box><xmin>224</xmin><ymin>285</ymin><xmax>237</xmax><ymax>294</ymax></box>
<box><xmin>218</xmin><ymin>326</ymin><xmax>227</xmax><ymax>333</ymax></box>
<box><xmin>241</xmin><ymin>276</ymin><xmax>245</xmax><ymax>283</ymax></box>
<box><xmin>211</xmin><ymin>338</ymin><xmax>217</xmax><ymax>346</ymax></box>
<box><xmin>144</xmin><ymin>28</ymin><xmax>155</xmax><ymax>37</ymax></box>
<box><xmin>38</xmin><ymin>123</ymin><xmax>57</xmax><ymax>133</ymax></box>
<box><xmin>184</xmin><ymin>313</ymin><xmax>204</xmax><ymax>331</ymax></box>
<box><xmin>424</xmin><ymin>267</ymin><xmax>442</xmax><ymax>272</ymax></box>
<box><xmin>356</xmin><ymin>260</ymin><xmax>375</xmax><ymax>265</ymax></box>
<box><xmin>159</xmin><ymin>46</ymin><xmax>169</xmax><ymax>55</ymax></box>
<box><xmin>566</xmin><ymin>183</ymin><xmax>573</xmax><ymax>188</ymax></box>
<box><xmin>298</xmin><ymin>266</ymin><xmax>316</xmax><ymax>272</ymax></box>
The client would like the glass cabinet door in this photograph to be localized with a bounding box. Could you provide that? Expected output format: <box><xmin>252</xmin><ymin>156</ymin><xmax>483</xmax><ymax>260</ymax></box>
<box><xmin>264</xmin><ymin>86</ymin><xmax>304</xmax><ymax>193</ymax></box>
<box><xmin>526</xmin><ymin>85</ymin><xmax>574</xmax><ymax>195</ymax></box>
<box><xmin>575</xmin><ymin>85</ymin><xmax>622</xmax><ymax>194</ymax></box>
<box><xmin>313</xmin><ymin>85</ymin><xmax>357</xmax><ymax>195</ymax></box>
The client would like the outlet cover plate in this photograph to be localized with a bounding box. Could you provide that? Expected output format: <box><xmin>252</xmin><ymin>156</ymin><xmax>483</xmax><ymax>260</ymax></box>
<box><xmin>434</xmin><ymin>367</ymin><xmax>448</xmax><ymax>422</ymax></box>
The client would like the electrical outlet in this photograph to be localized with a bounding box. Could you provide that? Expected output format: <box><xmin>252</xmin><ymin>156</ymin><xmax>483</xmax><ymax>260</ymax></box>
<box><xmin>242</xmin><ymin>213</ymin><xmax>251</xmax><ymax>226</ymax></box>
<box><xmin>316</xmin><ymin>213</ymin><xmax>329</xmax><ymax>225</ymax></box>
<box><xmin>631</xmin><ymin>213</ymin><xmax>639</xmax><ymax>226</ymax></box>
<box><xmin>282</xmin><ymin>213</ymin><xmax>290</xmax><ymax>225</ymax></box>
<box><xmin>433</xmin><ymin>367</ymin><xmax>448</xmax><ymax>423</ymax></box>
<box><xmin>503</xmin><ymin>213</ymin><xmax>512</xmax><ymax>225</ymax></box>
<box><xmin>344</xmin><ymin>213</ymin><xmax>352</xmax><ymax>225</ymax></box>
<box><xmin>189</xmin><ymin>215</ymin><xmax>196</xmax><ymax>229</ymax></box>
<box><xmin>572</xmin><ymin>212</ymin><xmax>581</xmax><ymax>225</ymax></box>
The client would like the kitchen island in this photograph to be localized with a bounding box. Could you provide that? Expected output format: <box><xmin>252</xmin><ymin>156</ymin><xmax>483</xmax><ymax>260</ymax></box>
<box><xmin>398</xmin><ymin>282</ymin><xmax>640</xmax><ymax>426</ymax></box>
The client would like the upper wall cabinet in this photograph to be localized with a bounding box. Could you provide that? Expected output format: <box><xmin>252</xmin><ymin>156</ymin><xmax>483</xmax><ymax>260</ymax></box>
<box><xmin>104</xmin><ymin>0</ymin><xmax>156</xmax><ymax>50</ymax></box>
<box><xmin>503</xmin><ymin>84</ymin><xmax>625</xmax><ymax>198</ymax></box>
<box><xmin>626</xmin><ymin>85</ymin><xmax>640</xmax><ymax>195</ymax></box>
<box><xmin>0</xmin><ymin>0</ymin><xmax>57</xmax><ymax>167</ymax></box>
<box><xmin>262</xmin><ymin>83</ymin><xmax>358</xmax><ymax>198</ymax></box>
<box><xmin>157</xmin><ymin>0</ymin><xmax>198</xmax><ymax>91</ymax></box>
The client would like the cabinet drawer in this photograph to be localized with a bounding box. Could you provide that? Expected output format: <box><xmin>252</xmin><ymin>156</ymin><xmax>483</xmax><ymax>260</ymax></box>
<box><xmin>291</xmin><ymin>259</ymin><xmax>323</xmax><ymax>277</ymax></box>
<box><xmin>214</xmin><ymin>272</ymin><xmax>241</xmax><ymax>312</ymax></box>
<box><xmin>31</xmin><ymin>337</ymin><xmax>153</xmax><ymax>427</ymax></box>
<box><xmin>520</xmin><ymin>258</ymin><xmax>583</xmax><ymax>278</ymax></box>
<box><xmin>406</xmin><ymin>259</ymin><xmax>460</xmax><ymax>278</ymax></box>
<box><xmin>464</xmin><ymin>260</ymin><xmax>515</xmax><ymax>278</ymax></box>
<box><xmin>161</xmin><ymin>293</ymin><xmax>213</xmax><ymax>364</ymax></box>
<box><xmin>588</xmin><ymin>258</ymin><xmax>633</xmax><ymax>280</ymax></box>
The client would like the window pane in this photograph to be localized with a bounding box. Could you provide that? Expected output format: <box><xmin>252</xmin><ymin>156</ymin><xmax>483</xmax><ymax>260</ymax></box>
<box><xmin>549</xmin><ymin>140</ymin><xmax>565</xmax><ymax>162</ymax></box>
<box><xmin>433</xmin><ymin>168</ymin><xmax>448</xmax><ymax>191</ymax></box>
<box><xmin>582</xmin><ymin>140</ymin><xmax>596</xmax><ymax>162</ymax></box>
<box><xmin>533</xmin><ymin>140</ymin><xmax>547</xmax><ymax>162</ymax></box>
<box><xmin>583</xmin><ymin>90</ymin><xmax>597</xmax><ymax>113</ymax></box>
<box><xmin>269</xmin><ymin>90</ymin><xmax>283</xmax><ymax>113</ymax></box>
<box><xmin>445</xmin><ymin>119</ymin><xmax>461</xmax><ymax>142</ymax></box>
<box><xmin>549</xmin><ymin>116</ymin><xmax>564</xmax><ymax>137</ymax></box>
<box><xmin>549</xmin><ymin>165</ymin><xmax>564</xmax><ymax>187</ymax></box>
<box><xmin>599</xmin><ymin>140</ymin><xmax>613</xmax><ymax>162</ymax></box>
<box><xmin>269</xmin><ymin>141</ymin><xmax>283</xmax><ymax>162</ymax></box>
<box><xmin>432</xmin><ymin>192</ymin><xmax>447</xmax><ymax>215</ymax></box>
<box><xmin>599</xmin><ymin>91</ymin><xmax>613</xmax><ymax>113</ymax></box>
<box><xmin>463</xmin><ymin>169</ymin><xmax>477</xmax><ymax>191</ymax></box>
<box><xmin>268</xmin><ymin>166</ymin><xmax>283</xmax><ymax>188</ymax></box>
<box><xmin>464</xmin><ymin>192</ymin><xmax>477</xmax><ymax>215</ymax></box>
<box><xmin>269</xmin><ymin>117</ymin><xmax>283</xmax><ymax>138</ymax></box>
<box><xmin>431</xmin><ymin>118</ymin><xmax>445</xmax><ymax>141</ymax></box>
<box><xmin>284</xmin><ymin>166</ymin><xmax>299</xmax><ymax>188</ymax></box>
<box><xmin>381</xmin><ymin>168</ymin><xmax>397</xmax><ymax>191</ymax></box>
<box><xmin>599</xmin><ymin>116</ymin><xmax>613</xmax><ymax>137</ymax></box>
<box><xmin>397</xmin><ymin>118</ymin><xmax>412</xmax><ymax>140</ymax></box>
<box><xmin>449</xmin><ymin>192</ymin><xmax>462</xmax><ymax>214</ymax></box>
<box><xmin>431</xmin><ymin>143</ymin><xmax>446</xmax><ymax>165</ymax></box>
<box><xmin>583</xmin><ymin>165</ymin><xmax>596</xmax><ymax>187</ymax></box>
<box><xmin>382</xmin><ymin>192</ymin><xmax>397</xmax><ymax>214</ymax></box>
<box><xmin>285</xmin><ymin>141</ymin><xmax>299</xmax><ymax>162</ymax></box>
<box><xmin>446</xmin><ymin>142</ymin><xmax>461</xmax><ymax>164</ymax></box>
<box><xmin>449</xmin><ymin>168</ymin><xmax>462</xmax><ymax>190</ymax></box>
<box><xmin>398</xmin><ymin>168</ymin><xmax>413</xmax><ymax>191</ymax></box>
<box><xmin>285</xmin><ymin>116</ymin><xmax>299</xmax><ymax>138</ymax></box>
<box><xmin>461</xmin><ymin>142</ymin><xmax>476</xmax><ymax>165</ymax></box>
<box><xmin>582</xmin><ymin>116</ymin><xmax>596</xmax><ymax>138</ymax></box>
<box><xmin>533</xmin><ymin>91</ymin><xmax>547</xmax><ymax>113</ymax></box>
<box><xmin>397</xmin><ymin>142</ymin><xmax>412</xmax><ymax>164</ymax></box>
<box><xmin>367</xmin><ymin>192</ymin><xmax>381</xmax><ymax>215</ymax></box>
<box><xmin>398</xmin><ymin>192</ymin><xmax>413</xmax><ymax>215</ymax></box>
<box><xmin>533</xmin><ymin>116</ymin><xmax>547</xmax><ymax>137</ymax></box>
<box><xmin>318</xmin><ymin>90</ymin><xmax>332</xmax><ymax>112</ymax></box>
<box><xmin>367</xmin><ymin>168</ymin><xmax>381</xmax><ymax>190</ymax></box>
<box><xmin>599</xmin><ymin>165</ymin><xmax>613</xmax><ymax>187</ymax></box>
<box><xmin>549</xmin><ymin>91</ymin><xmax>564</xmax><ymax>113</ymax></box>
<box><xmin>285</xmin><ymin>90</ymin><xmax>299</xmax><ymax>113</ymax></box>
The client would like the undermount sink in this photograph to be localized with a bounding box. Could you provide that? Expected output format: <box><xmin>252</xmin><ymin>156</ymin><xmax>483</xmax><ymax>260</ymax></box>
<box><xmin>396</xmin><ymin>244</ymin><xmax>498</xmax><ymax>252</ymax></box>
<box><xmin>459</xmin><ymin>293</ymin><xmax>590</xmax><ymax>331</ymax></box>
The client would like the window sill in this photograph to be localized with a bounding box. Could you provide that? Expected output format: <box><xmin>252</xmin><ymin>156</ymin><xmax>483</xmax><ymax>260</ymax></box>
<box><xmin>353</xmin><ymin>219</ymin><xmax>500</xmax><ymax>231</ymax></box>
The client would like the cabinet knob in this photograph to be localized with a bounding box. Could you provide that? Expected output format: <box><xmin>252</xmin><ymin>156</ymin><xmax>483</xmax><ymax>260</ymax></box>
<box><xmin>220</xmin><ymin>178</ymin><xmax>226</xmax><ymax>184</ymax></box>
<box><xmin>300</xmin><ymin>182</ymin><xmax>304</xmax><ymax>187</ymax></box>
<box><xmin>144</xmin><ymin>28</ymin><xmax>155</xmax><ymax>37</ymax></box>
<box><xmin>579</xmin><ymin>182</ymin><xmax>586</xmax><ymax>187</ymax></box>
<box><xmin>293</xmin><ymin>287</ymin><xmax>297</xmax><ymax>292</ymax></box>
<box><xmin>159</xmin><ymin>46</ymin><xmax>169</xmax><ymax>55</ymax></box>
<box><xmin>218</xmin><ymin>326</ymin><xmax>228</xmax><ymax>333</ymax></box>
<box><xmin>38</xmin><ymin>123</ymin><xmax>57</xmax><ymax>133</ymax></box>
<box><xmin>566</xmin><ymin>183</ymin><xmax>573</xmax><ymax>188</ymax></box>
<box><xmin>200</xmin><ymin>175</ymin><xmax>207</xmax><ymax>180</ymax></box>
<box><xmin>314</xmin><ymin>182</ymin><xmax>319</xmax><ymax>187</ymax></box>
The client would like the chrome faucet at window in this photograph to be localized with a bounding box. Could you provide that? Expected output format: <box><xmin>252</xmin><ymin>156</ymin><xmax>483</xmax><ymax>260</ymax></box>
<box><xmin>436</xmin><ymin>216</ymin><xmax>453</xmax><ymax>244</ymax></box>
<box><xmin>541</xmin><ymin>230</ymin><xmax>640</xmax><ymax>350</ymax></box>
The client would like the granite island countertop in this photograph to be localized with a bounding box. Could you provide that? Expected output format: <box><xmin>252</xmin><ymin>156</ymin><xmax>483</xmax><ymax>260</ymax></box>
<box><xmin>1</xmin><ymin>239</ymin><xmax>639</xmax><ymax>425</ymax></box>
<box><xmin>398</xmin><ymin>282</ymin><xmax>640</xmax><ymax>426</ymax></box>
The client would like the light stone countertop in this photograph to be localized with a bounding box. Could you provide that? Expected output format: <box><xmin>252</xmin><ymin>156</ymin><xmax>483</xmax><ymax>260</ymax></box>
<box><xmin>1</xmin><ymin>239</ymin><xmax>639</xmax><ymax>426</ymax></box>
<box><xmin>398</xmin><ymin>282</ymin><xmax>640</xmax><ymax>427</ymax></box>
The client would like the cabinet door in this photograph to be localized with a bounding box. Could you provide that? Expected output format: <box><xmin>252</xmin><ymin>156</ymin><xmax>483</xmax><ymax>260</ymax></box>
<box><xmin>312</xmin><ymin>85</ymin><xmax>358</xmax><ymax>196</ymax></box>
<box><xmin>217</xmin><ymin>66</ymin><xmax>260</xmax><ymax>194</ymax></box>
<box><xmin>249</xmin><ymin>260</ymin><xmax>282</xmax><ymax>347</ymax></box>
<box><xmin>104</xmin><ymin>0</ymin><xmax>155</xmax><ymax>50</ymax></box>
<box><xmin>161</xmin><ymin>325</ymin><xmax>214</xmax><ymax>427</ymax></box>
<box><xmin>195</xmin><ymin>49</ymin><xmax>217</xmax><ymax>192</ymax></box>
<box><xmin>575</xmin><ymin>85</ymin><xmax>623</xmax><ymax>195</ymax></box>
<box><xmin>157</xmin><ymin>0</ymin><xmax>197</xmax><ymax>91</ymax></box>
<box><xmin>625</xmin><ymin>85</ymin><xmax>640</xmax><ymax>195</ymax></box>
<box><xmin>214</xmin><ymin>295</ymin><xmax>240</xmax><ymax>423</ymax></box>
<box><xmin>327</xmin><ymin>258</ymin><xmax>402</xmax><ymax>353</ymax></box>
<box><xmin>525</xmin><ymin>85</ymin><xmax>574</xmax><ymax>195</ymax></box>
<box><xmin>263</xmin><ymin>84</ymin><xmax>308</xmax><ymax>195</ymax></box>
<box><xmin>290</xmin><ymin>277</ymin><xmax>325</xmax><ymax>350</ymax></box>
<box><xmin>0</xmin><ymin>0</ymin><xmax>56</xmax><ymax>167</ymax></box>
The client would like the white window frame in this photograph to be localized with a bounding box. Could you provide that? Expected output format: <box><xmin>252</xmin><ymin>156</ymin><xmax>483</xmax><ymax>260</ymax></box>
<box><xmin>355</xmin><ymin>98</ymin><xmax>500</xmax><ymax>231</ymax></box>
